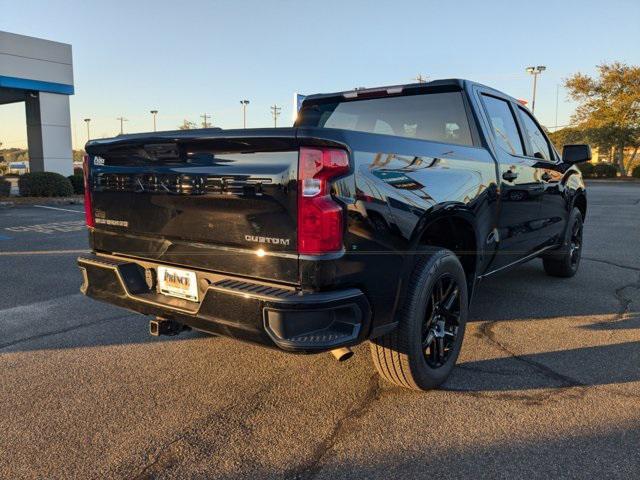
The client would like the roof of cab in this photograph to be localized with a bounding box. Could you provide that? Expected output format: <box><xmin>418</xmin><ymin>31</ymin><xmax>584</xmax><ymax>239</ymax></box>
<box><xmin>302</xmin><ymin>78</ymin><xmax>518</xmax><ymax>105</ymax></box>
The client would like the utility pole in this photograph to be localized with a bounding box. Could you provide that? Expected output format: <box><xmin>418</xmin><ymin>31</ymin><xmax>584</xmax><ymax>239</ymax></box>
<box><xmin>554</xmin><ymin>85</ymin><xmax>559</xmax><ymax>129</ymax></box>
<box><xmin>150</xmin><ymin>110</ymin><xmax>158</xmax><ymax>132</ymax></box>
<box><xmin>117</xmin><ymin>116</ymin><xmax>128</xmax><ymax>135</ymax></box>
<box><xmin>84</xmin><ymin>118</ymin><xmax>91</xmax><ymax>142</ymax></box>
<box><xmin>525</xmin><ymin>65</ymin><xmax>546</xmax><ymax>114</ymax></box>
<box><xmin>200</xmin><ymin>113</ymin><xmax>211</xmax><ymax>128</ymax></box>
<box><xmin>270</xmin><ymin>104</ymin><xmax>282</xmax><ymax>127</ymax></box>
<box><xmin>240</xmin><ymin>100</ymin><xmax>250</xmax><ymax>128</ymax></box>
<box><xmin>414</xmin><ymin>74</ymin><xmax>428</xmax><ymax>83</ymax></box>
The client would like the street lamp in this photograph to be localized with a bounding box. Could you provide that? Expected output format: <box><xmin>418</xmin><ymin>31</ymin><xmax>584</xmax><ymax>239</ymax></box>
<box><xmin>240</xmin><ymin>99</ymin><xmax>250</xmax><ymax>128</ymax></box>
<box><xmin>150</xmin><ymin>110</ymin><xmax>158</xmax><ymax>132</ymax></box>
<box><xmin>525</xmin><ymin>65</ymin><xmax>546</xmax><ymax>114</ymax></box>
<box><xmin>83</xmin><ymin>118</ymin><xmax>91</xmax><ymax>142</ymax></box>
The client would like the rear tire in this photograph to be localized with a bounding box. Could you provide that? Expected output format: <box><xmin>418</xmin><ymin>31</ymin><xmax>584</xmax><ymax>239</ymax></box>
<box><xmin>370</xmin><ymin>248</ymin><xmax>468</xmax><ymax>391</ymax></box>
<box><xmin>542</xmin><ymin>208</ymin><xmax>583</xmax><ymax>278</ymax></box>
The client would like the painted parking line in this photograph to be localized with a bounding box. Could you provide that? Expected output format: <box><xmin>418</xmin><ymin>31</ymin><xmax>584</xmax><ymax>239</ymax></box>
<box><xmin>34</xmin><ymin>205</ymin><xmax>84</xmax><ymax>213</ymax></box>
<box><xmin>0</xmin><ymin>249</ymin><xmax>90</xmax><ymax>256</ymax></box>
<box><xmin>5</xmin><ymin>220</ymin><xmax>86</xmax><ymax>234</ymax></box>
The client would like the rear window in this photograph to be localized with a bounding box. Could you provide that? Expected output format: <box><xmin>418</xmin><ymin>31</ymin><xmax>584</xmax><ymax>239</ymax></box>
<box><xmin>297</xmin><ymin>92</ymin><xmax>473</xmax><ymax>146</ymax></box>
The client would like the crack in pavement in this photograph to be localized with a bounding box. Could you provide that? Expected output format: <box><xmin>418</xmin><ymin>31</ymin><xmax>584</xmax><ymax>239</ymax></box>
<box><xmin>285</xmin><ymin>374</ymin><xmax>382</xmax><ymax>480</ymax></box>
<box><xmin>478</xmin><ymin>321</ymin><xmax>585</xmax><ymax>390</ymax></box>
<box><xmin>613</xmin><ymin>273</ymin><xmax>640</xmax><ymax>322</ymax></box>
<box><xmin>131</xmin><ymin>384</ymin><xmax>274</xmax><ymax>480</ymax></box>
<box><xmin>583</xmin><ymin>257</ymin><xmax>640</xmax><ymax>272</ymax></box>
<box><xmin>444</xmin><ymin>321</ymin><xmax>590</xmax><ymax>405</ymax></box>
<box><xmin>0</xmin><ymin>313</ymin><xmax>132</xmax><ymax>351</ymax></box>
<box><xmin>448</xmin><ymin>266</ymin><xmax>640</xmax><ymax>404</ymax></box>
<box><xmin>582</xmin><ymin>270</ymin><xmax>640</xmax><ymax>331</ymax></box>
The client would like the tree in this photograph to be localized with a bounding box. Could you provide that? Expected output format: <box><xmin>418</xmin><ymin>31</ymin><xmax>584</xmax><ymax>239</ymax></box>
<box><xmin>548</xmin><ymin>127</ymin><xmax>587</xmax><ymax>152</ymax></box>
<box><xmin>564</xmin><ymin>62</ymin><xmax>640</xmax><ymax>175</ymax></box>
<box><xmin>178</xmin><ymin>119</ymin><xmax>197</xmax><ymax>130</ymax></box>
<box><xmin>72</xmin><ymin>150</ymin><xmax>86</xmax><ymax>162</ymax></box>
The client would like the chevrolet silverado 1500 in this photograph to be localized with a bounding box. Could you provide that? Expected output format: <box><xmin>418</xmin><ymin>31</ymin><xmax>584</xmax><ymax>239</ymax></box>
<box><xmin>78</xmin><ymin>79</ymin><xmax>590</xmax><ymax>390</ymax></box>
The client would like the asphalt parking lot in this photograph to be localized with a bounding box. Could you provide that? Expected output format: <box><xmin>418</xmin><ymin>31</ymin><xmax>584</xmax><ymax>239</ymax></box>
<box><xmin>1</xmin><ymin>182</ymin><xmax>639</xmax><ymax>479</ymax></box>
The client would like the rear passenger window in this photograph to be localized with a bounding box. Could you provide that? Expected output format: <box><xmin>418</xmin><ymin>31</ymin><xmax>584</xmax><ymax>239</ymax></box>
<box><xmin>481</xmin><ymin>95</ymin><xmax>524</xmax><ymax>156</ymax></box>
<box><xmin>518</xmin><ymin>108</ymin><xmax>553</xmax><ymax>161</ymax></box>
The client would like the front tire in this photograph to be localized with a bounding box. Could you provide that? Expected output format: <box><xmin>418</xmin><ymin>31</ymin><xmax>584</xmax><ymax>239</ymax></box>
<box><xmin>542</xmin><ymin>207</ymin><xmax>583</xmax><ymax>278</ymax></box>
<box><xmin>370</xmin><ymin>248</ymin><xmax>468</xmax><ymax>391</ymax></box>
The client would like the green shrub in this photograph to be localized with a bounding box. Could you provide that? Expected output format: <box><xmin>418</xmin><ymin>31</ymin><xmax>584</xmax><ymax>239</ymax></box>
<box><xmin>0</xmin><ymin>177</ymin><xmax>10</xmax><ymax>197</ymax></box>
<box><xmin>18</xmin><ymin>172</ymin><xmax>73</xmax><ymax>197</ymax></box>
<box><xmin>67</xmin><ymin>174</ymin><xmax>84</xmax><ymax>194</ymax></box>
<box><xmin>592</xmin><ymin>163</ymin><xmax>618</xmax><ymax>178</ymax></box>
<box><xmin>632</xmin><ymin>165</ymin><xmax>640</xmax><ymax>179</ymax></box>
<box><xmin>577</xmin><ymin>162</ymin><xmax>595</xmax><ymax>178</ymax></box>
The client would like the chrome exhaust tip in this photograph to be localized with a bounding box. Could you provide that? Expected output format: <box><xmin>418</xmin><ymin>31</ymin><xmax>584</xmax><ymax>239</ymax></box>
<box><xmin>330</xmin><ymin>347</ymin><xmax>353</xmax><ymax>362</ymax></box>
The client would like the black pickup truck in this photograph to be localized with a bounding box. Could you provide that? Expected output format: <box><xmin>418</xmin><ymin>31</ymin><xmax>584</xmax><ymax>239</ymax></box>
<box><xmin>78</xmin><ymin>79</ymin><xmax>590</xmax><ymax>391</ymax></box>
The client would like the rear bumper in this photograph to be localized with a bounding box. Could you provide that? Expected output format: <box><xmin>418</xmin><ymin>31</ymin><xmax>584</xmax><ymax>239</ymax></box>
<box><xmin>77</xmin><ymin>254</ymin><xmax>371</xmax><ymax>352</ymax></box>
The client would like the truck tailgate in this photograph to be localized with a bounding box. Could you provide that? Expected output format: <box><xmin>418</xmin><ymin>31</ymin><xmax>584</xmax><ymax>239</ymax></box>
<box><xmin>86</xmin><ymin>133</ymin><xmax>299</xmax><ymax>284</ymax></box>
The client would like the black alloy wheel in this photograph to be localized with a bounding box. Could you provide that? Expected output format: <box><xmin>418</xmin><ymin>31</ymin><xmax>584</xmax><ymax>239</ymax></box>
<box><xmin>422</xmin><ymin>274</ymin><xmax>461</xmax><ymax>368</ymax></box>
<box><xmin>370</xmin><ymin>247</ymin><xmax>468</xmax><ymax>391</ymax></box>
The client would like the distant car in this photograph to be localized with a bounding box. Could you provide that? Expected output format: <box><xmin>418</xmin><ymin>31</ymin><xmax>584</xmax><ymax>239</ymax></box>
<box><xmin>8</xmin><ymin>162</ymin><xmax>28</xmax><ymax>175</ymax></box>
<box><xmin>78</xmin><ymin>79</ymin><xmax>590</xmax><ymax>391</ymax></box>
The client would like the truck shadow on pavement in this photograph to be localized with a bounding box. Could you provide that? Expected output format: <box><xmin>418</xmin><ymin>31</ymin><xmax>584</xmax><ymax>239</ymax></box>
<box><xmin>2</xmin><ymin>253</ymin><xmax>637</xmax><ymax>399</ymax></box>
<box><xmin>293</xmin><ymin>425</ymin><xmax>640</xmax><ymax>479</ymax></box>
<box><xmin>448</xmin><ymin>340</ymin><xmax>640</xmax><ymax>392</ymax></box>
<box><xmin>470</xmin><ymin>260</ymin><xmax>639</xmax><ymax>322</ymax></box>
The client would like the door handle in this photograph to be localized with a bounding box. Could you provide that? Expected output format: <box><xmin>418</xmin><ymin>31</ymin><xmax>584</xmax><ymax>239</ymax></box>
<box><xmin>502</xmin><ymin>170</ymin><xmax>518</xmax><ymax>182</ymax></box>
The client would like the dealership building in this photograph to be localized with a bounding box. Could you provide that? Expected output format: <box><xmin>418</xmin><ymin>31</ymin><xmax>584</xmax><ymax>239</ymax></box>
<box><xmin>0</xmin><ymin>31</ymin><xmax>74</xmax><ymax>176</ymax></box>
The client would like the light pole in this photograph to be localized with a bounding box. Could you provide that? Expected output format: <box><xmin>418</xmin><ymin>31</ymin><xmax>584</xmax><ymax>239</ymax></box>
<box><xmin>150</xmin><ymin>110</ymin><xmax>158</xmax><ymax>132</ymax></box>
<box><xmin>270</xmin><ymin>104</ymin><xmax>281</xmax><ymax>127</ymax></box>
<box><xmin>240</xmin><ymin>99</ymin><xmax>250</xmax><ymax>128</ymax></box>
<box><xmin>84</xmin><ymin>118</ymin><xmax>91</xmax><ymax>142</ymax></box>
<box><xmin>525</xmin><ymin>65</ymin><xmax>546</xmax><ymax>114</ymax></box>
<box><xmin>116</xmin><ymin>116</ymin><xmax>128</xmax><ymax>135</ymax></box>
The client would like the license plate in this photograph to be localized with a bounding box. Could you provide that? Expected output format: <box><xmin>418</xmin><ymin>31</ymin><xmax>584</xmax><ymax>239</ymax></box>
<box><xmin>157</xmin><ymin>266</ymin><xmax>199</xmax><ymax>302</ymax></box>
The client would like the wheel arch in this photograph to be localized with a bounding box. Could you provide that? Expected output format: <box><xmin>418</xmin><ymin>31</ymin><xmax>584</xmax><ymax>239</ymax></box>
<box><xmin>407</xmin><ymin>204</ymin><xmax>481</xmax><ymax>301</ymax></box>
<box><xmin>573</xmin><ymin>191</ymin><xmax>587</xmax><ymax>221</ymax></box>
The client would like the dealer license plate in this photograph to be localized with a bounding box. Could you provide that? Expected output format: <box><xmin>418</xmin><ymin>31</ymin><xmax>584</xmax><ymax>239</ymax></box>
<box><xmin>157</xmin><ymin>266</ymin><xmax>199</xmax><ymax>302</ymax></box>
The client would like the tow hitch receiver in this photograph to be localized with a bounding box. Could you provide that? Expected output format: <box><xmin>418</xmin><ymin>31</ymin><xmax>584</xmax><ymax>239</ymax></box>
<box><xmin>149</xmin><ymin>318</ymin><xmax>187</xmax><ymax>336</ymax></box>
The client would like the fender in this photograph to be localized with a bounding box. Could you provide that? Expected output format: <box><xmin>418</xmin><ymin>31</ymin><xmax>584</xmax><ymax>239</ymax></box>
<box><xmin>395</xmin><ymin>202</ymin><xmax>483</xmax><ymax>307</ymax></box>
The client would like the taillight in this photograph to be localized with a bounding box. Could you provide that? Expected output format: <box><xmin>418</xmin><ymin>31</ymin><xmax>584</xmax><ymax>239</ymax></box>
<box><xmin>298</xmin><ymin>147</ymin><xmax>349</xmax><ymax>254</ymax></box>
<box><xmin>82</xmin><ymin>154</ymin><xmax>95</xmax><ymax>228</ymax></box>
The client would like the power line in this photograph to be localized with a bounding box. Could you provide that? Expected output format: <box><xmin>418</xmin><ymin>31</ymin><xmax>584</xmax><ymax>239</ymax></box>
<box><xmin>414</xmin><ymin>74</ymin><xmax>428</xmax><ymax>83</ymax></box>
<box><xmin>270</xmin><ymin>104</ymin><xmax>282</xmax><ymax>127</ymax></box>
<box><xmin>200</xmin><ymin>113</ymin><xmax>212</xmax><ymax>128</ymax></box>
<box><xmin>116</xmin><ymin>116</ymin><xmax>128</xmax><ymax>135</ymax></box>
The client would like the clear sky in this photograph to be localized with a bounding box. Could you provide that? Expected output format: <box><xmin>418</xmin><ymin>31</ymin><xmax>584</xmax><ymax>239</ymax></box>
<box><xmin>1</xmin><ymin>0</ymin><xmax>639</xmax><ymax>149</ymax></box>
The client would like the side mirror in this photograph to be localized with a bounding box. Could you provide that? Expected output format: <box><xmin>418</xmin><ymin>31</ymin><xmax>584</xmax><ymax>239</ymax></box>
<box><xmin>562</xmin><ymin>144</ymin><xmax>592</xmax><ymax>164</ymax></box>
